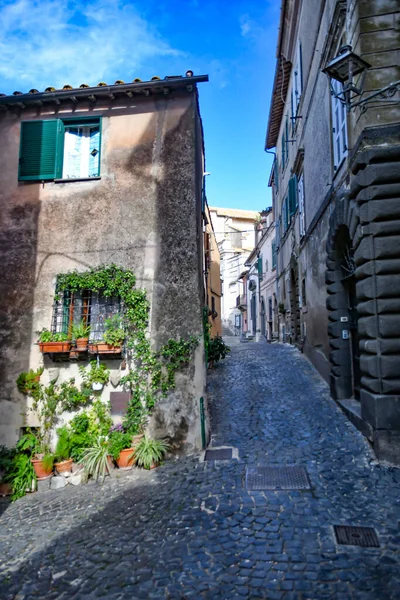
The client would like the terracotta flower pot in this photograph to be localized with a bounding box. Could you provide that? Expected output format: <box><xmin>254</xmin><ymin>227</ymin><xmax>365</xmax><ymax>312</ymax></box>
<box><xmin>116</xmin><ymin>448</ymin><xmax>135</xmax><ymax>470</ymax></box>
<box><xmin>132</xmin><ymin>433</ymin><xmax>144</xmax><ymax>446</ymax></box>
<box><xmin>88</xmin><ymin>343</ymin><xmax>122</xmax><ymax>354</ymax></box>
<box><xmin>75</xmin><ymin>337</ymin><xmax>89</xmax><ymax>351</ymax></box>
<box><xmin>39</xmin><ymin>342</ymin><xmax>71</xmax><ymax>353</ymax></box>
<box><xmin>31</xmin><ymin>458</ymin><xmax>53</xmax><ymax>479</ymax></box>
<box><xmin>54</xmin><ymin>458</ymin><xmax>73</xmax><ymax>474</ymax></box>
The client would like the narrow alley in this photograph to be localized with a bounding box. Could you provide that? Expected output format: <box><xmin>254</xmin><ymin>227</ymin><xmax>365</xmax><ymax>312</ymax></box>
<box><xmin>1</xmin><ymin>342</ymin><xmax>400</xmax><ymax>599</ymax></box>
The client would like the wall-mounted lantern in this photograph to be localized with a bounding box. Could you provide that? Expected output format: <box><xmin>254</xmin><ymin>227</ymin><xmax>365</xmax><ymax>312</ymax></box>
<box><xmin>323</xmin><ymin>45</ymin><xmax>399</xmax><ymax>112</ymax></box>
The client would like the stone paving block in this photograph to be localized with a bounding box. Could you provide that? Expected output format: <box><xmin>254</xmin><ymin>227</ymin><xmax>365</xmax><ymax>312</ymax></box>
<box><xmin>0</xmin><ymin>343</ymin><xmax>399</xmax><ymax>599</ymax></box>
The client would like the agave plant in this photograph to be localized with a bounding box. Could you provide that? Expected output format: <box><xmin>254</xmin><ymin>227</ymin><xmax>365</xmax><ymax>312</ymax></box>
<box><xmin>78</xmin><ymin>436</ymin><xmax>111</xmax><ymax>481</ymax></box>
<box><xmin>133</xmin><ymin>435</ymin><xmax>170</xmax><ymax>470</ymax></box>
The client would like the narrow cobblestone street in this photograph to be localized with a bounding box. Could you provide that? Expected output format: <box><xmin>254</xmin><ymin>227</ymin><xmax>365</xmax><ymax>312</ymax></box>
<box><xmin>1</xmin><ymin>342</ymin><xmax>400</xmax><ymax>599</ymax></box>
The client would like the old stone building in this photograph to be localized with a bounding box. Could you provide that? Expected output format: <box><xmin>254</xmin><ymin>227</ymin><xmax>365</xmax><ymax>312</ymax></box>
<box><xmin>245</xmin><ymin>208</ymin><xmax>277</xmax><ymax>342</ymax></box>
<box><xmin>209</xmin><ymin>206</ymin><xmax>259</xmax><ymax>334</ymax></box>
<box><xmin>266</xmin><ymin>0</ymin><xmax>400</xmax><ymax>462</ymax></box>
<box><xmin>0</xmin><ymin>73</ymin><xmax>209</xmax><ymax>451</ymax></box>
<box><xmin>203</xmin><ymin>202</ymin><xmax>222</xmax><ymax>338</ymax></box>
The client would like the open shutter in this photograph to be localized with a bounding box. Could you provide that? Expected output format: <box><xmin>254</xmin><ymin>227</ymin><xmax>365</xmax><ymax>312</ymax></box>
<box><xmin>272</xmin><ymin>240</ymin><xmax>276</xmax><ymax>270</ymax></box>
<box><xmin>19</xmin><ymin>120</ymin><xmax>60</xmax><ymax>181</ymax></box>
<box><xmin>289</xmin><ymin>175</ymin><xmax>298</xmax><ymax>216</ymax></box>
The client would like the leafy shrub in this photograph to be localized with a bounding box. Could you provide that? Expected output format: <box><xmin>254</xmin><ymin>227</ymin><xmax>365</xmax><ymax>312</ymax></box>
<box><xmin>5</xmin><ymin>453</ymin><xmax>36</xmax><ymax>501</ymax></box>
<box><xmin>108</xmin><ymin>431</ymin><xmax>133</xmax><ymax>460</ymax></box>
<box><xmin>55</xmin><ymin>427</ymin><xmax>71</xmax><ymax>462</ymax></box>
<box><xmin>208</xmin><ymin>336</ymin><xmax>230</xmax><ymax>363</ymax></box>
<box><xmin>16</xmin><ymin>368</ymin><xmax>43</xmax><ymax>396</ymax></box>
<box><xmin>133</xmin><ymin>435</ymin><xmax>170</xmax><ymax>470</ymax></box>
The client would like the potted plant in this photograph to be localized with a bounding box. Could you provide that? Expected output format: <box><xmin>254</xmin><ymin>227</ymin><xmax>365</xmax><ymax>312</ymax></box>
<box><xmin>0</xmin><ymin>445</ymin><xmax>16</xmax><ymax>497</ymax></box>
<box><xmin>89</xmin><ymin>315</ymin><xmax>125</xmax><ymax>354</ymax></box>
<box><xmin>16</xmin><ymin>367</ymin><xmax>43</xmax><ymax>396</ymax></box>
<box><xmin>38</xmin><ymin>329</ymin><xmax>71</xmax><ymax>353</ymax></box>
<box><xmin>72</xmin><ymin>321</ymin><xmax>90</xmax><ymax>351</ymax></box>
<box><xmin>17</xmin><ymin>430</ymin><xmax>54</xmax><ymax>480</ymax></box>
<box><xmin>108</xmin><ymin>426</ymin><xmax>135</xmax><ymax>469</ymax></box>
<box><xmin>4</xmin><ymin>451</ymin><xmax>36</xmax><ymax>500</ymax></box>
<box><xmin>78</xmin><ymin>436</ymin><xmax>112</xmax><ymax>482</ymax></box>
<box><xmin>133</xmin><ymin>435</ymin><xmax>170</xmax><ymax>470</ymax></box>
<box><xmin>79</xmin><ymin>360</ymin><xmax>110</xmax><ymax>392</ymax></box>
<box><xmin>54</xmin><ymin>426</ymin><xmax>73</xmax><ymax>474</ymax></box>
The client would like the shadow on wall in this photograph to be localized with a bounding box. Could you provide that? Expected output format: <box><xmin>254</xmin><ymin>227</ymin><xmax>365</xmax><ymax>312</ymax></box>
<box><xmin>0</xmin><ymin>193</ymin><xmax>41</xmax><ymax>446</ymax></box>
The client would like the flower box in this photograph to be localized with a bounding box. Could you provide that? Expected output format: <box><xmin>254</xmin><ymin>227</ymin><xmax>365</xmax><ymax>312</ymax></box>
<box><xmin>39</xmin><ymin>342</ymin><xmax>72</xmax><ymax>353</ymax></box>
<box><xmin>88</xmin><ymin>343</ymin><xmax>122</xmax><ymax>355</ymax></box>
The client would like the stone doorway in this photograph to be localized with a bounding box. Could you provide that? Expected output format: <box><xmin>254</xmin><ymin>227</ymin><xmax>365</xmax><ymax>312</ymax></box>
<box><xmin>290</xmin><ymin>262</ymin><xmax>301</xmax><ymax>344</ymax></box>
<box><xmin>260</xmin><ymin>298</ymin><xmax>266</xmax><ymax>338</ymax></box>
<box><xmin>336</xmin><ymin>226</ymin><xmax>361</xmax><ymax>399</ymax></box>
<box><xmin>327</xmin><ymin>224</ymin><xmax>361</xmax><ymax>400</ymax></box>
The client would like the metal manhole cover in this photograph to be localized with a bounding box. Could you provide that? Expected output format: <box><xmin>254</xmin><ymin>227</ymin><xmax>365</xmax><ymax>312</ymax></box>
<box><xmin>334</xmin><ymin>526</ymin><xmax>380</xmax><ymax>548</ymax></box>
<box><xmin>205</xmin><ymin>448</ymin><xmax>232</xmax><ymax>461</ymax></box>
<box><xmin>245</xmin><ymin>466</ymin><xmax>311</xmax><ymax>490</ymax></box>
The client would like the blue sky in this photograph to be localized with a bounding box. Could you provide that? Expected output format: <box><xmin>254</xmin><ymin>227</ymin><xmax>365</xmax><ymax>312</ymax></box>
<box><xmin>0</xmin><ymin>0</ymin><xmax>279</xmax><ymax>211</ymax></box>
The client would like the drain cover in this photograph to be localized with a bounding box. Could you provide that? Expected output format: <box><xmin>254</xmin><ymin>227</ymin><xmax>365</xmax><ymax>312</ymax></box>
<box><xmin>245</xmin><ymin>466</ymin><xmax>311</xmax><ymax>490</ymax></box>
<box><xmin>205</xmin><ymin>448</ymin><xmax>232</xmax><ymax>461</ymax></box>
<box><xmin>334</xmin><ymin>526</ymin><xmax>380</xmax><ymax>548</ymax></box>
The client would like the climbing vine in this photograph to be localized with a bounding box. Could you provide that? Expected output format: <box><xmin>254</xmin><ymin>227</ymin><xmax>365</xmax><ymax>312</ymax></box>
<box><xmin>54</xmin><ymin>264</ymin><xmax>199</xmax><ymax>430</ymax></box>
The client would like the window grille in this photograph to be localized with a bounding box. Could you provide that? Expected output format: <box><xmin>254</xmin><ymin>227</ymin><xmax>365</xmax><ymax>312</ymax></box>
<box><xmin>52</xmin><ymin>289</ymin><xmax>121</xmax><ymax>341</ymax></box>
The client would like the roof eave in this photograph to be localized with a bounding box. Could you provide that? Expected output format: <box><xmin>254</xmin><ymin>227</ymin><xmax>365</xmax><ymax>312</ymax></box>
<box><xmin>0</xmin><ymin>75</ymin><xmax>209</xmax><ymax>107</ymax></box>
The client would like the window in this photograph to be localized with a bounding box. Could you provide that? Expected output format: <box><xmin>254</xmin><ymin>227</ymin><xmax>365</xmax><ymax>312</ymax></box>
<box><xmin>298</xmin><ymin>173</ymin><xmax>305</xmax><ymax>237</ymax></box>
<box><xmin>19</xmin><ymin>118</ymin><xmax>101</xmax><ymax>181</ymax></box>
<box><xmin>272</xmin><ymin>240</ymin><xmax>277</xmax><ymax>270</ymax></box>
<box><xmin>292</xmin><ymin>42</ymin><xmax>303</xmax><ymax>115</ymax></box>
<box><xmin>331</xmin><ymin>80</ymin><xmax>348</xmax><ymax>170</ymax></box>
<box><xmin>52</xmin><ymin>287</ymin><xmax>120</xmax><ymax>342</ymax></box>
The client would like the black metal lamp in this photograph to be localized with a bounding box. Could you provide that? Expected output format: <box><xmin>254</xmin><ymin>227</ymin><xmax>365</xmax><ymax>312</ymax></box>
<box><xmin>323</xmin><ymin>44</ymin><xmax>399</xmax><ymax>112</ymax></box>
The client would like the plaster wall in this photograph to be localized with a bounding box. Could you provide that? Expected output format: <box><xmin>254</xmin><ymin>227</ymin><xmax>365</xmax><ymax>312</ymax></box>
<box><xmin>0</xmin><ymin>92</ymin><xmax>207</xmax><ymax>450</ymax></box>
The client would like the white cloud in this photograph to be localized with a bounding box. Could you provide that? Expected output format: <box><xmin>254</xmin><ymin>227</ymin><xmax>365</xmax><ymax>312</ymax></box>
<box><xmin>240</xmin><ymin>14</ymin><xmax>251</xmax><ymax>37</ymax></box>
<box><xmin>0</xmin><ymin>0</ymin><xmax>181</xmax><ymax>92</ymax></box>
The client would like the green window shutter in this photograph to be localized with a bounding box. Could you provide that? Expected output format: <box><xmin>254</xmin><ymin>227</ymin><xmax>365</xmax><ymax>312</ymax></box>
<box><xmin>289</xmin><ymin>175</ymin><xmax>298</xmax><ymax>216</ymax></box>
<box><xmin>257</xmin><ymin>257</ymin><xmax>263</xmax><ymax>280</ymax></box>
<box><xmin>274</xmin><ymin>158</ymin><xmax>279</xmax><ymax>192</ymax></box>
<box><xmin>272</xmin><ymin>240</ymin><xmax>276</xmax><ymax>269</ymax></box>
<box><xmin>19</xmin><ymin>120</ymin><xmax>60</xmax><ymax>181</ymax></box>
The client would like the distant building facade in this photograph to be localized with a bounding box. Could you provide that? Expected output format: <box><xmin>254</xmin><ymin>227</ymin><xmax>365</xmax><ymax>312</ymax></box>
<box><xmin>204</xmin><ymin>202</ymin><xmax>222</xmax><ymax>338</ymax></box>
<box><xmin>209</xmin><ymin>207</ymin><xmax>259</xmax><ymax>334</ymax></box>
<box><xmin>266</xmin><ymin>0</ymin><xmax>400</xmax><ymax>463</ymax></box>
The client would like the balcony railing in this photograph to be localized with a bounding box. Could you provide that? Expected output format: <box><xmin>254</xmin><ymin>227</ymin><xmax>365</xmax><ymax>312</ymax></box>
<box><xmin>236</xmin><ymin>294</ymin><xmax>247</xmax><ymax>311</ymax></box>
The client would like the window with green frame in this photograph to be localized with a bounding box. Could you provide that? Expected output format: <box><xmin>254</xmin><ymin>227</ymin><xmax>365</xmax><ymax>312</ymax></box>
<box><xmin>18</xmin><ymin>117</ymin><xmax>102</xmax><ymax>181</ymax></box>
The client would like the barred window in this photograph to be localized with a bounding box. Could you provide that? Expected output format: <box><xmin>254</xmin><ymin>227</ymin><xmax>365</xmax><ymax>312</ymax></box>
<box><xmin>52</xmin><ymin>288</ymin><xmax>121</xmax><ymax>341</ymax></box>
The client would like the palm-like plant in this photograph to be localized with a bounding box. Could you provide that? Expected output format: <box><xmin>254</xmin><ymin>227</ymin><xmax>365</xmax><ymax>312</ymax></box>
<box><xmin>132</xmin><ymin>435</ymin><xmax>170</xmax><ymax>470</ymax></box>
<box><xmin>78</xmin><ymin>436</ymin><xmax>111</xmax><ymax>481</ymax></box>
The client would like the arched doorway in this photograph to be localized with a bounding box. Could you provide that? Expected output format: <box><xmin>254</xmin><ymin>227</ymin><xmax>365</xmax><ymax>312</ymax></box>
<box><xmin>290</xmin><ymin>260</ymin><xmax>301</xmax><ymax>344</ymax></box>
<box><xmin>260</xmin><ymin>298</ymin><xmax>266</xmax><ymax>338</ymax></box>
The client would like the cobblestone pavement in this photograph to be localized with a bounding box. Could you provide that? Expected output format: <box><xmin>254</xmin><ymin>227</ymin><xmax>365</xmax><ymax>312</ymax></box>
<box><xmin>1</xmin><ymin>342</ymin><xmax>400</xmax><ymax>599</ymax></box>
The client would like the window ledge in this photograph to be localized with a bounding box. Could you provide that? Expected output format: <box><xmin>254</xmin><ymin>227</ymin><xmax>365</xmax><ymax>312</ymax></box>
<box><xmin>54</xmin><ymin>177</ymin><xmax>101</xmax><ymax>184</ymax></box>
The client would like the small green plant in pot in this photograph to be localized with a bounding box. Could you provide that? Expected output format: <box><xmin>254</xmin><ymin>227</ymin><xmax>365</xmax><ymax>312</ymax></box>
<box><xmin>16</xmin><ymin>367</ymin><xmax>43</xmax><ymax>397</ymax></box>
<box><xmin>17</xmin><ymin>430</ymin><xmax>54</xmax><ymax>480</ymax></box>
<box><xmin>78</xmin><ymin>436</ymin><xmax>112</xmax><ymax>482</ymax></box>
<box><xmin>132</xmin><ymin>435</ymin><xmax>170</xmax><ymax>470</ymax></box>
<box><xmin>102</xmin><ymin>315</ymin><xmax>125</xmax><ymax>348</ymax></box>
<box><xmin>108</xmin><ymin>426</ymin><xmax>135</xmax><ymax>469</ymax></box>
<box><xmin>72</xmin><ymin>320</ymin><xmax>90</xmax><ymax>351</ymax></box>
<box><xmin>54</xmin><ymin>426</ymin><xmax>73</xmax><ymax>473</ymax></box>
<box><xmin>79</xmin><ymin>360</ymin><xmax>110</xmax><ymax>392</ymax></box>
<box><xmin>37</xmin><ymin>329</ymin><xmax>71</xmax><ymax>353</ymax></box>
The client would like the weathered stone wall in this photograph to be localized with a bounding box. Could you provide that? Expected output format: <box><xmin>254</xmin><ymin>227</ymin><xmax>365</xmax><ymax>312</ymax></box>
<box><xmin>0</xmin><ymin>91</ymin><xmax>207</xmax><ymax>450</ymax></box>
